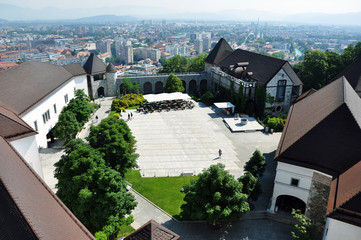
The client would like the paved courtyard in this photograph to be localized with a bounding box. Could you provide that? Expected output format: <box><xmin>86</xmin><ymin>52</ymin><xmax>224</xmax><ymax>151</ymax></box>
<box><xmin>124</xmin><ymin>102</ymin><xmax>281</xmax><ymax>179</ymax></box>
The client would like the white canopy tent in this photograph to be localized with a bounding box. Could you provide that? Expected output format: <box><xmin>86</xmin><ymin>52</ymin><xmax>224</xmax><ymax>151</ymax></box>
<box><xmin>214</xmin><ymin>102</ymin><xmax>236</xmax><ymax>114</ymax></box>
<box><xmin>143</xmin><ymin>92</ymin><xmax>191</xmax><ymax>103</ymax></box>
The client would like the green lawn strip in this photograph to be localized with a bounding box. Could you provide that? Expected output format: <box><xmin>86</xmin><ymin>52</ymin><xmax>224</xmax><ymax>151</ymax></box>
<box><xmin>117</xmin><ymin>224</ymin><xmax>135</xmax><ymax>237</ymax></box>
<box><xmin>108</xmin><ymin>110</ymin><xmax>116</xmax><ymax>117</ymax></box>
<box><xmin>125</xmin><ymin>170</ymin><xmax>197</xmax><ymax>218</ymax></box>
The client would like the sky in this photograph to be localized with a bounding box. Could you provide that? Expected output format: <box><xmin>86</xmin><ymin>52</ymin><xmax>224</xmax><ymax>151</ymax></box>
<box><xmin>2</xmin><ymin>0</ymin><xmax>361</xmax><ymax>15</ymax></box>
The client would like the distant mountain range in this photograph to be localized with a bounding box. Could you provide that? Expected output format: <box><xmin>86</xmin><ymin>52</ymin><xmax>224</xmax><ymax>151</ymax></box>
<box><xmin>0</xmin><ymin>3</ymin><xmax>361</xmax><ymax>26</ymax></box>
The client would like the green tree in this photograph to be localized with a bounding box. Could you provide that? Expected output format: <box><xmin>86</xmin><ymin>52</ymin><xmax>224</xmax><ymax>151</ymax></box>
<box><xmin>238</xmin><ymin>172</ymin><xmax>258</xmax><ymax>196</ymax></box>
<box><xmin>54</xmin><ymin>139</ymin><xmax>137</xmax><ymax>233</ymax></box>
<box><xmin>291</xmin><ymin>209</ymin><xmax>317</xmax><ymax>240</ymax></box>
<box><xmin>181</xmin><ymin>163</ymin><xmax>250</xmax><ymax>226</ymax></box>
<box><xmin>87</xmin><ymin>117</ymin><xmax>138</xmax><ymax>176</ymax></box>
<box><xmin>200</xmin><ymin>91</ymin><xmax>215</xmax><ymax>106</ymax></box>
<box><xmin>119</xmin><ymin>77</ymin><xmax>140</xmax><ymax>95</ymax></box>
<box><xmin>244</xmin><ymin>150</ymin><xmax>266</xmax><ymax>177</ymax></box>
<box><xmin>160</xmin><ymin>55</ymin><xmax>189</xmax><ymax>73</ymax></box>
<box><xmin>53</xmin><ymin>110</ymin><xmax>80</xmax><ymax>143</ymax></box>
<box><xmin>63</xmin><ymin>89</ymin><xmax>96</xmax><ymax>125</ymax></box>
<box><xmin>159</xmin><ymin>56</ymin><xmax>167</xmax><ymax>66</ymax></box>
<box><xmin>188</xmin><ymin>54</ymin><xmax>208</xmax><ymax>72</ymax></box>
<box><xmin>164</xmin><ymin>73</ymin><xmax>185</xmax><ymax>93</ymax></box>
<box><xmin>271</xmin><ymin>51</ymin><xmax>286</xmax><ymax>60</ymax></box>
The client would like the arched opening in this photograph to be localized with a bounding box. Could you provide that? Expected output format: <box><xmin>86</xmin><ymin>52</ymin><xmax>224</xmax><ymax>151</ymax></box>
<box><xmin>155</xmin><ymin>81</ymin><xmax>164</xmax><ymax>94</ymax></box>
<box><xmin>200</xmin><ymin>79</ymin><xmax>208</xmax><ymax>95</ymax></box>
<box><xmin>182</xmin><ymin>80</ymin><xmax>186</xmax><ymax>93</ymax></box>
<box><xmin>97</xmin><ymin>87</ymin><xmax>105</xmax><ymax>97</ymax></box>
<box><xmin>143</xmin><ymin>82</ymin><xmax>152</xmax><ymax>94</ymax></box>
<box><xmin>189</xmin><ymin>80</ymin><xmax>197</xmax><ymax>96</ymax></box>
<box><xmin>276</xmin><ymin>195</ymin><xmax>306</xmax><ymax>214</ymax></box>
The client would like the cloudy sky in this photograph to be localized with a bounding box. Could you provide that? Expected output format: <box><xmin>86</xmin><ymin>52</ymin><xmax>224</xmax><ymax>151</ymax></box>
<box><xmin>3</xmin><ymin>0</ymin><xmax>361</xmax><ymax>14</ymax></box>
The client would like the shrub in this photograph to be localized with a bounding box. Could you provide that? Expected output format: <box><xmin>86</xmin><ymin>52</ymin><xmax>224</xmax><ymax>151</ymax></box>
<box><xmin>113</xmin><ymin>113</ymin><xmax>120</xmax><ymax>119</ymax></box>
<box><xmin>111</xmin><ymin>94</ymin><xmax>144</xmax><ymax>112</ymax></box>
<box><xmin>200</xmin><ymin>91</ymin><xmax>215</xmax><ymax>106</ymax></box>
<box><xmin>264</xmin><ymin>115</ymin><xmax>286</xmax><ymax>132</ymax></box>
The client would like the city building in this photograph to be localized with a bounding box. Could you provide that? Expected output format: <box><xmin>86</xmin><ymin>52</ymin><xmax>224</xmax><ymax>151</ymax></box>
<box><xmin>194</xmin><ymin>39</ymin><xmax>203</xmax><ymax>54</ymax></box>
<box><xmin>0</xmin><ymin>62</ymin><xmax>88</xmax><ymax>151</ymax></box>
<box><xmin>115</xmin><ymin>40</ymin><xmax>133</xmax><ymax>64</ymax></box>
<box><xmin>133</xmin><ymin>47</ymin><xmax>160</xmax><ymax>62</ymax></box>
<box><xmin>96</xmin><ymin>40</ymin><xmax>111</xmax><ymax>54</ymax></box>
<box><xmin>270</xmin><ymin>77</ymin><xmax>361</xmax><ymax>240</ymax></box>
<box><xmin>206</xmin><ymin>38</ymin><xmax>303</xmax><ymax>114</ymax></box>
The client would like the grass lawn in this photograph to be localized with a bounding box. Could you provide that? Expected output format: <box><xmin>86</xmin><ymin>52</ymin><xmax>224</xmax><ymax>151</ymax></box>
<box><xmin>125</xmin><ymin>170</ymin><xmax>197</xmax><ymax>219</ymax></box>
<box><xmin>117</xmin><ymin>224</ymin><xmax>135</xmax><ymax>238</ymax></box>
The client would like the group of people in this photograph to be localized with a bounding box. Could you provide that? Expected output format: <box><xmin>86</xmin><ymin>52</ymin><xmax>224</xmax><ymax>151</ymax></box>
<box><xmin>136</xmin><ymin>100</ymin><xmax>195</xmax><ymax>114</ymax></box>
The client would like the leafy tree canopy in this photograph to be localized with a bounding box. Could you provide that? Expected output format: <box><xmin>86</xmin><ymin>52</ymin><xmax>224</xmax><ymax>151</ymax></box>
<box><xmin>63</xmin><ymin>89</ymin><xmax>96</xmax><ymax>125</ymax></box>
<box><xmin>164</xmin><ymin>73</ymin><xmax>185</xmax><ymax>93</ymax></box>
<box><xmin>119</xmin><ymin>77</ymin><xmax>140</xmax><ymax>95</ymax></box>
<box><xmin>181</xmin><ymin>163</ymin><xmax>250</xmax><ymax>226</ymax></box>
<box><xmin>159</xmin><ymin>55</ymin><xmax>189</xmax><ymax>73</ymax></box>
<box><xmin>87</xmin><ymin>116</ymin><xmax>138</xmax><ymax>176</ymax></box>
<box><xmin>188</xmin><ymin>54</ymin><xmax>208</xmax><ymax>72</ymax></box>
<box><xmin>54</xmin><ymin>139</ymin><xmax>137</xmax><ymax>233</ymax></box>
<box><xmin>244</xmin><ymin>150</ymin><xmax>266</xmax><ymax>177</ymax></box>
<box><xmin>53</xmin><ymin>110</ymin><xmax>80</xmax><ymax>143</ymax></box>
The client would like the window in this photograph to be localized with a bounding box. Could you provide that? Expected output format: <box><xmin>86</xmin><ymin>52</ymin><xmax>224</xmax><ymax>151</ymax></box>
<box><xmin>276</xmin><ymin>80</ymin><xmax>286</xmax><ymax>102</ymax></box>
<box><xmin>34</xmin><ymin>121</ymin><xmax>38</xmax><ymax>131</ymax></box>
<box><xmin>94</xmin><ymin>74</ymin><xmax>104</xmax><ymax>81</ymax></box>
<box><xmin>42</xmin><ymin>110</ymin><xmax>50</xmax><ymax>124</ymax></box>
<box><xmin>291</xmin><ymin>178</ymin><xmax>299</xmax><ymax>187</ymax></box>
<box><xmin>53</xmin><ymin>104</ymin><xmax>57</xmax><ymax>114</ymax></box>
<box><xmin>292</xmin><ymin>86</ymin><xmax>300</xmax><ymax>97</ymax></box>
<box><xmin>64</xmin><ymin>94</ymin><xmax>68</xmax><ymax>103</ymax></box>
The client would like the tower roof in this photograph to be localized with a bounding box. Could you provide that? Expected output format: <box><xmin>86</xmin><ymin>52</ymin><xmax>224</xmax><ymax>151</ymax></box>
<box><xmin>332</xmin><ymin>56</ymin><xmax>361</xmax><ymax>95</ymax></box>
<box><xmin>106</xmin><ymin>62</ymin><xmax>117</xmax><ymax>73</ymax></box>
<box><xmin>124</xmin><ymin>219</ymin><xmax>179</xmax><ymax>240</ymax></box>
<box><xmin>205</xmin><ymin>38</ymin><xmax>233</xmax><ymax>65</ymax></box>
<box><xmin>83</xmin><ymin>53</ymin><xmax>106</xmax><ymax>75</ymax></box>
<box><xmin>275</xmin><ymin>77</ymin><xmax>361</xmax><ymax>177</ymax></box>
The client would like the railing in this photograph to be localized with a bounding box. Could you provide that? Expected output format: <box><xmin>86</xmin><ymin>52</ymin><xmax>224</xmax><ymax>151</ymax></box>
<box><xmin>123</xmin><ymin>71</ymin><xmax>208</xmax><ymax>77</ymax></box>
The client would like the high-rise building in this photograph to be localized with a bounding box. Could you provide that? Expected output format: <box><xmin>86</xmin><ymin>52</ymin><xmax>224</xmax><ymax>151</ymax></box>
<box><xmin>203</xmin><ymin>37</ymin><xmax>211</xmax><ymax>51</ymax></box>
<box><xmin>96</xmin><ymin>40</ymin><xmax>111</xmax><ymax>54</ymax></box>
<box><xmin>194</xmin><ymin>39</ymin><xmax>203</xmax><ymax>54</ymax></box>
<box><xmin>115</xmin><ymin>40</ymin><xmax>133</xmax><ymax>65</ymax></box>
<box><xmin>133</xmin><ymin>47</ymin><xmax>160</xmax><ymax>61</ymax></box>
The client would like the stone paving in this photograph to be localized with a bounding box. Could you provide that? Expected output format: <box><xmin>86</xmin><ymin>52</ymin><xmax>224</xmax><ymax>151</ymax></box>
<box><xmin>124</xmin><ymin>102</ymin><xmax>281</xmax><ymax>179</ymax></box>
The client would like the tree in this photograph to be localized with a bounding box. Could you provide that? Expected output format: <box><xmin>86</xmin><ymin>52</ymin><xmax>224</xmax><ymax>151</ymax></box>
<box><xmin>244</xmin><ymin>150</ymin><xmax>266</xmax><ymax>177</ymax></box>
<box><xmin>181</xmin><ymin>163</ymin><xmax>250</xmax><ymax>226</ymax></box>
<box><xmin>238</xmin><ymin>172</ymin><xmax>258</xmax><ymax>196</ymax></box>
<box><xmin>54</xmin><ymin>139</ymin><xmax>137</xmax><ymax>233</ymax></box>
<box><xmin>119</xmin><ymin>77</ymin><xmax>140</xmax><ymax>95</ymax></box>
<box><xmin>188</xmin><ymin>54</ymin><xmax>208</xmax><ymax>72</ymax></box>
<box><xmin>87</xmin><ymin>116</ymin><xmax>138</xmax><ymax>176</ymax></box>
<box><xmin>200</xmin><ymin>91</ymin><xmax>215</xmax><ymax>106</ymax></box>
<box><xmin>63</xmin><ymin>89</ymin><xmax>96</xmax><ymax>125</ymax></box>
<box><xmin>164</xmin><ymin>73</ymin><xmax>185</xmax><ymax>93</ymax></box>
<box><xmin>159</xmin><ymin>55</ymin><xmax>189</xmax><ymax>73</ymax></box>
<box><xmin>291</xmin><ymin>209</ymin><xmax>317</xmax><ymax>240</ymax></box>
<box><xmin>53</xmin><ymin>111</ymin><xmax>80</xmax><ymax>143</ymax></box>
<box><xmin>271</xmin><ymin>51</ymin><xmax>286</xmax><ymax>60</ymax></box>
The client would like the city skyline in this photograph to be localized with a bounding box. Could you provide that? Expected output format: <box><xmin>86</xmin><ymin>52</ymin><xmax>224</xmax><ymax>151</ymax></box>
<box><xmin>3</xmin><ymin>0</ymin><xmax>361</xmax><ymax>15</ymax></box>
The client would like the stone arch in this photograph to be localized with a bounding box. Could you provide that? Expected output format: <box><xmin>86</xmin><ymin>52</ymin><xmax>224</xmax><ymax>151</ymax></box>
<box><xmin>182</xmin><ymin>80</ymin><xmax>186</xmax><ymax>93</ymax></box>
<box><xmin>189</xmin><ymin>80</ymin><xmax>197</xmax><ymax>96</ymax></box>
<box><xmin>143</xmin><ymin>82</ymin><xmax>152</xmax><ymax>94</ymax></box>
<box><xmin>155</xmin><ymin>81</ymin><xmax>164</xmax><ymax>94</ymax></box>
<box><xmin>97</xmin><ymin>87</ymin><xmax>105</xmax><ymax>97</ymax></box>
<box><xmin>276</xmin><ymin>195</ymin><xmax>306</xmax><ymax>214</ymax></box>
<box><xmin>200</xmin><ymin>79</ymin><xmax>208</xmax><ymax>95</ymax></box>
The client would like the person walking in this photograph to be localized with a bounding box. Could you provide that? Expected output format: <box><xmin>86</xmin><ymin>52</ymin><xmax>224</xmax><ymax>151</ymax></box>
<box><xmin>218</xmin><ymin>149</ymin><xmax>222</xmax><ymax>159</ymax></box>
<box><xmin>128</xmin><ymin>113</ymin><xmax>130</xmax><ymax>121</ymax></box>
<box><xmin>131</xmin><ymin>112</ymin><xmax>133</xmax><ymax>119</ymax></box>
